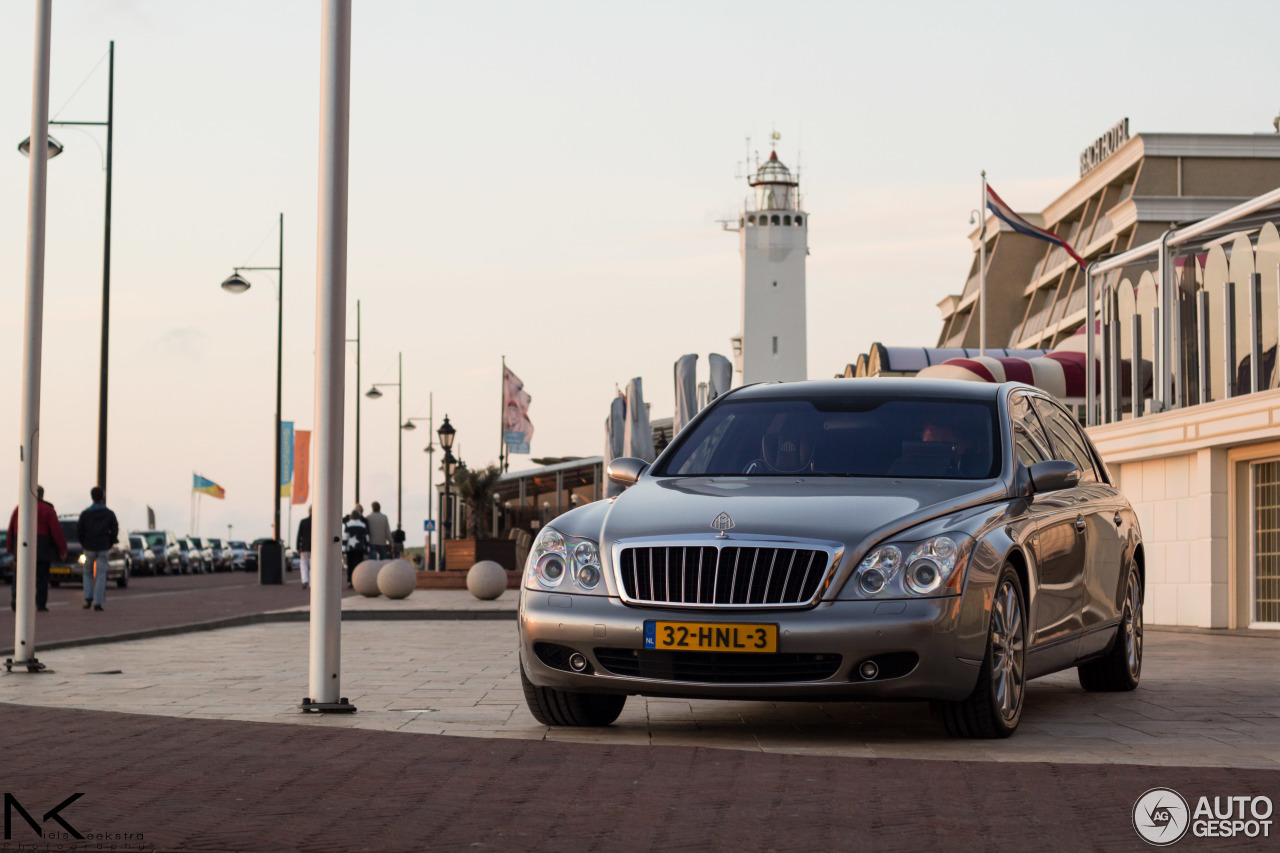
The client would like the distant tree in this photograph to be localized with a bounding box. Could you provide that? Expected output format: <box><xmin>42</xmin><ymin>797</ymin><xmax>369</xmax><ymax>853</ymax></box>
<box><xmin>452</xmin><ymin>463</ymin><xmax>503</xmax><ymax>540</ymax></box>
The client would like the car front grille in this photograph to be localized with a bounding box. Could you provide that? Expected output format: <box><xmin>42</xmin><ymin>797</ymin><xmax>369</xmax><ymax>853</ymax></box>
<box><xmin>594</xmin><ymin>648</ymin><xmax>842</xmax><ymax>683</ymax></box>
<box><xmin>617</xmin><ymin>544</ymin><xmax>831</xmax><ymax>607</ymax></box>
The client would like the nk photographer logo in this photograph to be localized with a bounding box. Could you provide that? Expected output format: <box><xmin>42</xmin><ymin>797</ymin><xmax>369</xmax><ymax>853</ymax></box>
<box><xmin>3</xmin><ymin>792</ymin><xmax>85</xmax><ymax>840</ymax></box>
<box><xmin>1133</xmin><ymin>787</ymin><xmax>1275</xmax><ymax>845</ymax></box>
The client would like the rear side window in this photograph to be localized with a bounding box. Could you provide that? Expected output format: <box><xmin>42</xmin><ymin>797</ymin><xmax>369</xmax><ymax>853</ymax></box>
<box><xmin>1030</xmin><ymin>397</ymin><xmax>1097</xmax><ymax>483</ymax></box>
<box><xmin>1010</xmin><ymin>394</ymin><xmax>1053</xmax><ymax>468</ymax></box>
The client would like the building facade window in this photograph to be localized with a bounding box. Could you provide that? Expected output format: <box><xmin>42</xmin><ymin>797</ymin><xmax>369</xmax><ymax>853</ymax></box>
<box><xmin>771</xmin><ymin>214</ymin><xmax>780</xmax><ymax>225</ymax></box>
<box><xmin>1253</xmin><ymin>459</ymin><xmax>1280</xmax><ymax>626</ymax></box>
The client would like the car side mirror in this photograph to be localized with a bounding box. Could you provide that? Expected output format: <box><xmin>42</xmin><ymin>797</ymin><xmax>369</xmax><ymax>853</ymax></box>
<box><xmin>607</xmin><ymin>457</ymin><xmax>649</xmax><ymax>488</ymax></box>
<box><xmin>1028</xmin><ymin>460</ymin><xmax>1079</xmax><ymax>494</ymax></box>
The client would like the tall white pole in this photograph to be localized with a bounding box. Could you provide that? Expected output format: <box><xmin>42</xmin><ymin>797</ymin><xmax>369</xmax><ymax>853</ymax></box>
<box><xmin>979</xmin><ymin>170</ymin><xmax>988</xmax><ymax>357</ymax></box>
<box><xmin>305</xmin><ymin>0</ymin><xmax>354</xmax><ymax>712</ymax></box>
<box><xmin>10</xmin><ymin>0</ymin><xmax>54</xmax><ymax>674</ymax></box>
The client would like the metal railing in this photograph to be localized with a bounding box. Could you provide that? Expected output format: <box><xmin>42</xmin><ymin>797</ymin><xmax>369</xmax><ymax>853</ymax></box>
<box><xmin>1085</xmin><ymin>186</ymin><xmax>1280</xmax><ymax>425</ymax></box>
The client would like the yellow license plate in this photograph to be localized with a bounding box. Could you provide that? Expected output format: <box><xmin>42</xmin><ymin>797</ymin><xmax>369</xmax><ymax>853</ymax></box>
<box><xmin>644</xmin><ymin>621</ymin><xmax>777</xmax><ymax>653</ymax></box>
<box><xmin>51</xmin><ymin>567</ymin><xmax>71</xmax><ymax>575</ymax></box>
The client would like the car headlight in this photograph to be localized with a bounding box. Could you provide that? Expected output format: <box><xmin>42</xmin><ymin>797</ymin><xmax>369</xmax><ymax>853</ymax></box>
<box><xmin>526</xmin><ymin>526</ymin><xmax>605</xmax><ymax>594</ymax></box>
<box><xmin>847</xmin><ymin>535</ymin><xmax>970</xmax><ymax>599</ymax></box>
<box><xmin>78</xmin><ymin>554</ymin><xmax>86</xmax><ymax>564</ymax></box>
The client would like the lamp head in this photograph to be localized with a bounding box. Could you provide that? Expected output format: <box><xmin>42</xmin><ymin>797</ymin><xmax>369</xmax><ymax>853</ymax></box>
<box><xmin>365</xmin><ymin>386</ymin><xmax>383</xmax><ymax>399</ymax></box>
<box><xmin>18</xmin><ymin>135</ymin><xmax>63</xmax><ymax>159</ymax></box>
<box><xmin>437</xmin><ymin>415</ymin><xmax>456</xmax><ymax>450</ymax></box>
<box><xmin>220</xmin><ymin>273</ymin><xmax>251</xmax><ymax>294</ymax></box>
<box><xmin>401</xmin><ymin>420</ymin><xmax>416</xmax><ymax>431</ymax></box>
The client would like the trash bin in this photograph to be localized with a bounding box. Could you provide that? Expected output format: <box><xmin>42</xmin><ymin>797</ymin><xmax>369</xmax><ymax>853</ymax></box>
<box><xmin>258</xmin><ymin>539</ymin><xmax>283</xmax><ymax>585</ymax></box>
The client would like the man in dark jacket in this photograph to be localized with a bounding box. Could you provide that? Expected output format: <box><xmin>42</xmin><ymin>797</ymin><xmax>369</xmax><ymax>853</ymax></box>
<box><xmin>78</xmin><ymin>487</ymin><xmax>119</xmax><ymax>611</ymax></box>
<box><xmin>343</xmin><ymin>505</ymin><xmax>369</xmax><ymax>586</ymax></box>
<box><xmin>297</xmin><ymin>507</ymin><xmax>312</xmax><ymax>590</ymax></box>
<box><xmin>7</xmin><ymin>486</ymin><xmax>68</xmax><ymax>612</ymax></box>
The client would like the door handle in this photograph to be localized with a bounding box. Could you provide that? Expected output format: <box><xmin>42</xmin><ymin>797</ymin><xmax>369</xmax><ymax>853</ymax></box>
<box><xmin>1074</xmin><ymin>516</ymin><xmax>1086</xmax><ymax>533</ymax></box>
<box><xmin>1113</xmin><ymin>511</ymin><xmax>1122</xmax><ymax>527</ymax></box>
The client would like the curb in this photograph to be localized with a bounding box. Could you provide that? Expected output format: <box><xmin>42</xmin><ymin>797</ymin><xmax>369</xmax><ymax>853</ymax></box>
<box><xmin>0</xmin><ymin>608</ymin><xmax>516</xmax><ymax>656</ymax></box>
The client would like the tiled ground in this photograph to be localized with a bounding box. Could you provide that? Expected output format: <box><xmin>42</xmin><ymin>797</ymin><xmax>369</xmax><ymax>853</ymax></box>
<box><xmin>3</xmin><ymin>621</ymin><xmax>1277</xmax><ymax>768</ymax></box>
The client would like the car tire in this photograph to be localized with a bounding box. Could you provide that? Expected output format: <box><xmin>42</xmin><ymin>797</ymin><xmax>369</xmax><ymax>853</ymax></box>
<box><xmin>1078</xmin><ymin>567</ymin><xmax>1143</xmax><ymax>692</ymax></box>
<box><xmin>519</xmin><ymin>659</ymin><xmax>625</xmax><ymax>727</ymax></box>
<box><xmin>933</xmin><ymin>564</ymin><xmax>1027</xmax><ymax>739</ymax></box>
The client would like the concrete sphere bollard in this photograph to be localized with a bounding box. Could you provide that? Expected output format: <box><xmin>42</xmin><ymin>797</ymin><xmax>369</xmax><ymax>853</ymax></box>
<box><xmin>467</xmin><ymin>560</ymin><xmax>507</xmax><ymax>600</ymax></box>
<box><xmin>352</xmin><ymin>560</ymin><xmax>386</xmax><ymax>597</ymax></box>
<box><xmin>377</xmin><ymin>559</ymin><xmax>417</xmax><ymax>600</ymax></box>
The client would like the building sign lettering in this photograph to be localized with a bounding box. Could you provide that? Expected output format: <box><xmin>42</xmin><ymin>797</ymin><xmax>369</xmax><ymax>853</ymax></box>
<box><xmin>1079</xmin><ymin>118</ymin><xmax>1130</xmax><ymax>177</ymax></box>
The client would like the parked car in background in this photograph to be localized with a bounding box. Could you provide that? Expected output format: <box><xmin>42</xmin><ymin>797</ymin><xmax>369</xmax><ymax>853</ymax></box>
<box><xmin>50</xmin><ymin>516</ymin><xmax>128</xmax><ymax>588</ymax></box>
<box><xmin>0</xmin><ymin>531</ymin><xmax>12</xmax><ymax>583</ymax></box>
<box><xmin>286</xmin><ymin>548</ymin><xmax>300</xmax><ymax>572</ymax></box>
<box><xmin>519</xmin><ymin>379</ymin><xmax>1145</xmax><ymax>739</ymax></box>
<box><xmin>247</xmin><ymin>538</ymin><xmax>275</xmax><ymax>573</ymax></box>
<box><xmin>228</xmin><ymin>540</ymin><xmax>250</xmax><ymax>571</ymax></box>
<box><xmin>191</xmin><ymin>536</ymin><xmax>215</xmax><ymax>573</ymax></box>
<box><xmin>127</xmin><ymin>534</ymin><xmax>157</xmax><ymax>576</ymax></box>
<box><xmin>133</xmin><ymin>529</ymin><xmax>183</xmax><ymax>575</ymax></box>
<box><xmin>182</xmin><ymin>536</ymin><xmax>208</xmax><ymax>573</ymax></box>
<box><xmin>207</xmin><ymin>537</ymin><xmax>231</xmax><ymax>571</ymax></box>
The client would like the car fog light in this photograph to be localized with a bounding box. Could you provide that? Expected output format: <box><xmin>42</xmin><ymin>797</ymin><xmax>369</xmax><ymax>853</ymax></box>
<box><xmin>858</xmin><ymin>568</ymin><xmax>887</xmax><ymax>594</ymax></box>
<box><xmin>575</xmin><ymin>564</ymin><xmax>601</xmax><ymax>590</ymax></box>
<box><xmin>535</xmin><ymin>553</ymin><xmax>567</xmax><ymax>588</ymax></box>
<box><xmin>905</xmin><ymin>559</ymin><xmax>942</xmax><ymax>594</ymax></box>
<box><xmin>569</xmin><ymin>653</ymin><xmax>588</xmax><ymax>672</ymax></box>
<box><xmin>858</xmin><ymin>660</ymin><xmax>879</xmax><ymax>680</ymax></box>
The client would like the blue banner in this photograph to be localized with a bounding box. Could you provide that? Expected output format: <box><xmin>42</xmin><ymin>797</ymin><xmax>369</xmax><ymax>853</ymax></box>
<box><xmin>280</xmin><ymin>421</ymin><xmax>294</xmax><ymax>497</ymax></box>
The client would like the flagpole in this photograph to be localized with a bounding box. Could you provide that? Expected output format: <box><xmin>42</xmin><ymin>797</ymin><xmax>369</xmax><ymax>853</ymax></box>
<box><xmin>499</xmin><ymin>355</ymin><xmax>506</xmax><ymax>473</ymax></box>
<box><xmin>979</xmin><ymin>170</ymin><xmax>987</xmax><ymax>357</ymax></box>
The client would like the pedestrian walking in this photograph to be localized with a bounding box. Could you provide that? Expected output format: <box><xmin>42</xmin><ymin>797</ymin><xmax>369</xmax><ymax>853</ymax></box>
<box><xmin>297</xmin><ymin>507</ymin><xmax>312</xmax><ymax>590</ymax></box>
<box><xmin>392</xmin><ymin>526</ymin><xmax>406</xmax><ymax>558</ymax></box>
<box><xmin>78</xmin><ymin>486</ymin><xmax>119</xmax><ymax>611</ymax></box>
<box><xmin>365</xmin><ymin>501</ymin><xmax>391</xmax><ymax>560</ymax></box>
<box><xmin>7</xmin><ymin>486</ymin><xmax>68</xmax><ymax>612</ymax></box>
<box><xmin>343</xmin><ymin>504</ymin><xmax>369</xmax><ymax>587</ymax></box>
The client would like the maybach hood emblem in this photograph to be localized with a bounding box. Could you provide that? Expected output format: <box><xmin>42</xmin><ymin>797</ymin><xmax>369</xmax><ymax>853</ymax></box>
<box><xmin>711</xmin><ymin>512</ymin><xmax>735</xmax><ymax>537</ymax></box>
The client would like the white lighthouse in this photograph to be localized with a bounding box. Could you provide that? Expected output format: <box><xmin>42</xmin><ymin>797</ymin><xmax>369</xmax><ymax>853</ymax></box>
<box><xmin>731</xmin><ymin>142</ymin><xmax>808</xmax><ymax>385</ymax></box>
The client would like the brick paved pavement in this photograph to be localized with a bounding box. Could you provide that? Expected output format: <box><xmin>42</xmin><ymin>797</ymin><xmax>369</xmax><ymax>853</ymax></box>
<box><xmin>3</xmin><ymin>622</ymin><xmax>1279</xmax><ymax>769</ymax></box>
<box><xmin>1</xmin><ymin>702</ymin><xmax>1276</xmax><ymax>852</ymax></box>
<box><xmin>1</xmin><ymin>572</ymin><xmax>344</xmax><ymax>653</ymax></box>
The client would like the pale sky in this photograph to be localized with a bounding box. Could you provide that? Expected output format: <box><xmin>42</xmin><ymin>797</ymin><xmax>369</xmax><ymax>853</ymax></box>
<box><xmin>2</xmin><ymin>0</ymin><xmax>1278</xmax><ymax>543</ymax></box>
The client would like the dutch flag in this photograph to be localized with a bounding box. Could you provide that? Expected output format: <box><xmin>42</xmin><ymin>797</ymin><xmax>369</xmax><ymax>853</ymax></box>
<box><xmin>986</xmin><ymin>185</ymin><xmax>1087</xmax><ymax>269</ymax></box>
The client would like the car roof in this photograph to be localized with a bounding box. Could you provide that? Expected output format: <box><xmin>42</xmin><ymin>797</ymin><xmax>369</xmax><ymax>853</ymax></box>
<box><xmin>726</xmin><ymin>378</ymin><xmax>1005</xmax><ymax>403</ymax></box>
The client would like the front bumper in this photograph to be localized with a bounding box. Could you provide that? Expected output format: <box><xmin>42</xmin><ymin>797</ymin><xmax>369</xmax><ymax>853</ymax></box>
<box><xmin>519</xmin><ymin>590</ymin><xmax>984</xmax><ymax>702</ymax></box>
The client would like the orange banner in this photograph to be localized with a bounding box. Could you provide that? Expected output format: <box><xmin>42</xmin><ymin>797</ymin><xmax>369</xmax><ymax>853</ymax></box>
<box><xmin>291</xmin><ymin>430</ymin><xmax>311</xmax><ymax>505</ymax></box>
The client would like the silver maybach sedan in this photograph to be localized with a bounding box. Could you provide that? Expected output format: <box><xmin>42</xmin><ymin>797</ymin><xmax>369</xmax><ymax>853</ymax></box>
<box><xmin>518</xmin><ymin>379</ymin><xmax>1145</xmax><ymax>738</ymax></box>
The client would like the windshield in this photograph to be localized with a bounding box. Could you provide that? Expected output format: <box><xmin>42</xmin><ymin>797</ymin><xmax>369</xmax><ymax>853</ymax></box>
<box><xmin>189</xmin><ymin>538</ymin><xmax>203</xmax><ymax>547</ymax></box>
<box><xmin>142</xmin><ymin>532</ymin><xmax>165</xmax><ymax>547</ymax></box>
<box><xmin>208</xmin><ymin>539</ymin><xmax>222</xmax><ymax>547</ymax></box>
<box><xmin>60</xmin><ymin>520</ymin><xmax>78</xmax><ymax>543</ymax></box>
<box><xmin>655</xmin><ymin>397</ymin><xmax>1001</xmax><ymax>479</ymax></box>
<box><xmin>129</xmin><ymin>536</ymin><xmax>144</xmax><ymax>549</ymax></box>
<box><xmin>230</xmin><ymin>541</ymin><xmax>246</xmax><ymax>549</ymax></box>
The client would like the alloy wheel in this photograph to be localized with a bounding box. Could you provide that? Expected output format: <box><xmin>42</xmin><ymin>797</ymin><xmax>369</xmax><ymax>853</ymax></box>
<box><xmin>1123</xmin><ymin>571</ymin><xmax>1143</xmax><ymax>678</ymax></box>
<box><xmin>990</xmin><ymin>579</ymin><xmax>1025</xmax><ymax>723</ymax></box>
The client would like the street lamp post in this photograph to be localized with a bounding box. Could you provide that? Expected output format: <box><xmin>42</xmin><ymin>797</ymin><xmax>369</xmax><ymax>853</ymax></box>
<box><xmin>403</xmin><ymin>398</ymin><xmax>433</xmax><ymax>565</ymax></box>
<box><xmin>19</xmin><ymin>40</ymin><xmax>114</xmax><ymax>497</ymax></box>
<box><xmin>220</xmin><ymin>212</ymin><xmax>285</xmax><ymax>545</ymax></box>
<box><xmin>366</xmin><ymin>351</ymin><xmax>403</xmax><ymax>529</ymax></box>
<box><xmin>437</xmin><ymin>416</ymin><xmax>457</xmax><ymax>570</ymax></box>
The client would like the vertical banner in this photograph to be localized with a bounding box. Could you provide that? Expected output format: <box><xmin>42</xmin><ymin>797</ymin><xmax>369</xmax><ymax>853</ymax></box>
<box><xmin>146</xmin><ymin>505</ymin><xmax>156</xmax><ymax>530</ymax></box>
<box><xmin>280</xmin><ymin>421</ymin><xmax>295</xmax><ymax>498</ymax></box>
<box><xmin>292</xmin><ymin>429</ymin><xmax>311</xmax><ymax>505</ymax></box>
<box><xmin>502</xmin><ymin>365</ymin><xmax>534</xmax><ymax>454</ymax></box>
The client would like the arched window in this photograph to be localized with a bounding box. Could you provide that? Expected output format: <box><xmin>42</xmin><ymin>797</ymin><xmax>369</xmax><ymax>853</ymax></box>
<box><xmin>783</xmin><ymin>215</ymin><xmax>792</xmax><ymax>226</ymax></box>
<box><xmin>771</xmin><ymin>214</ymin><xmax>780</xmax><ymax>225</ymax></box>
<box><xmin>748</xmin><ymin>215</ymin><xmax>755</xmax><ymax>225</ymax></box>
<box><xmin>795</xmin><ymin>216</ymin><xmax>803</xmax><ymax>226</ymax></box>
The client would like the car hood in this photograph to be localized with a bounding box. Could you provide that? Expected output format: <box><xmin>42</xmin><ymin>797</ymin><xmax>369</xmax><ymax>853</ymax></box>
<box><xmin>599</xmin><ymin>475</ymin><xmax>1005</xmax><ymax>559</ymax></box>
